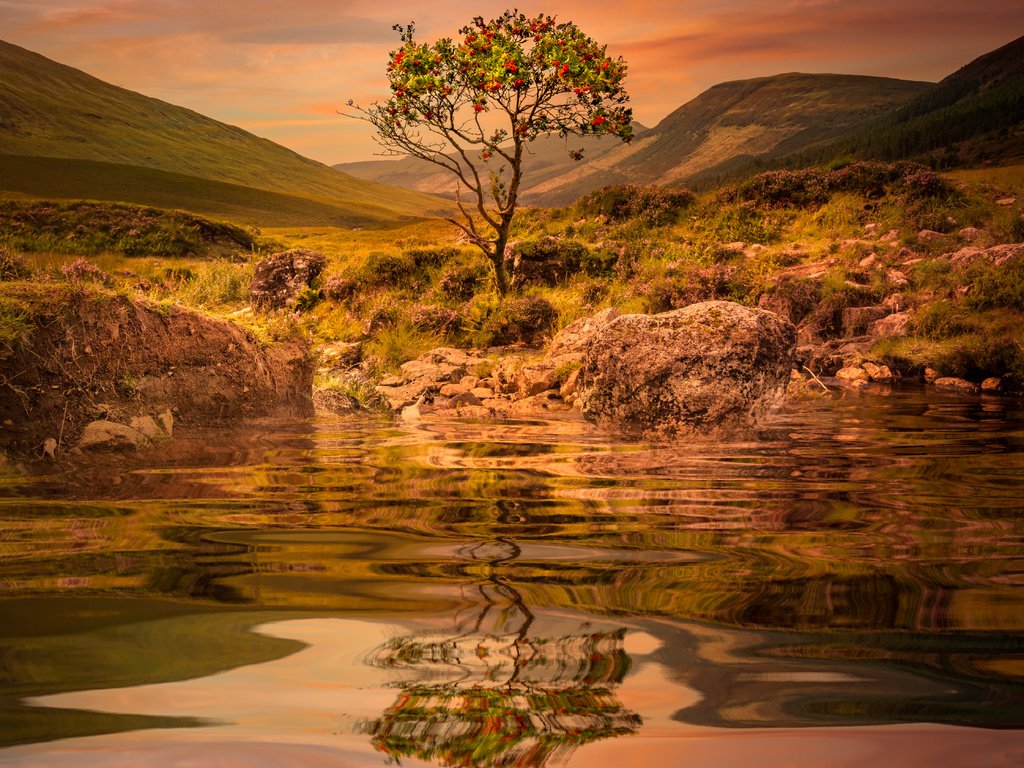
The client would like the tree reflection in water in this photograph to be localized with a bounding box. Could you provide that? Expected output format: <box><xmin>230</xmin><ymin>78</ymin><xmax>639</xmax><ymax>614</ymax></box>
<box><xmin>360</xmin><ymin>539</ymin><xmax>642</xmax><ymax>767</ymax></box>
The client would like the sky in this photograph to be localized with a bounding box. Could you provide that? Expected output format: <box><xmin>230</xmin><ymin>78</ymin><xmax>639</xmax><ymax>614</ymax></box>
<box><xmin>2</xmin><ymin>0</ymin><xmax>1022</xmax><ymax>165</ymax></box>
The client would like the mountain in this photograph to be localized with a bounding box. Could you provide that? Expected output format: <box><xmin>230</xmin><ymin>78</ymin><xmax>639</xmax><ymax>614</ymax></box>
<box><xmin>334</xmin><ymin>126</ymin><xmax>650</xmax><ymax>200</ymax></box>
<box><xmin>786</xmin><ymin>34</ymin><xmax>1024</xmax><ymax>169</ymax></box>
<box><xmin>525</xmin><ymin>73</ymin><xmax>933</xmax><ymax>204</ymax></box>
<box><xmin>0</xmin><ymin>40</ymin><xmax>450</xmax><ymax>226</ymax></box>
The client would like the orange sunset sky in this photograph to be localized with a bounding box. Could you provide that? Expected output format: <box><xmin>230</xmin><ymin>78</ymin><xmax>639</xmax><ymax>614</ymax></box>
<box><xmin>2</xmin><ymin>0</ymin><xmax>1022</xmax><ymax>164</ymax></box>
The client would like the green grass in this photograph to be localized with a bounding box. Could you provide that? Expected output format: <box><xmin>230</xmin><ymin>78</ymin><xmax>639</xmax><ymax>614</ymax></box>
<box><xmin>0</xmin><ymin>40</ymin><xmax>453</xmax><ymax>225</ymax></box>
<box><xmin>0</xmin><ymin>156</ymin><xmax>429</xmax><ymax>229</ymax></box>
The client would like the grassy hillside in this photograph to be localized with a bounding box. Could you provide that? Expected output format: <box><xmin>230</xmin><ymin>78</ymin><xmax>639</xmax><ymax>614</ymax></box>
<box><xmin>792</xmin><ymin>34</ymin><xmax>1024</xmax><ymax>169</ymax></box>
<box><xmin>334</xmin><ymin>127</ymin><xmax>649</xmax><ymax>201</ymax></box>
<box><xmin>0</xmin><ymin>40</ymin><xmax>450</xmax><ymax>224</ymax></box>
<box><xmin>527</xmin><ymin>74</ymin><xmax>932</xmax><ymax>204</ymax></box>
<box><xmin>0</xmin><ymin>155</ymin><xmax>412</xmax><ymax>228</ymax></box>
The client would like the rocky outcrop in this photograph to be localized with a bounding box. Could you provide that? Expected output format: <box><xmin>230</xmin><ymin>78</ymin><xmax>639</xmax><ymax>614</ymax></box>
<box><xmin>577</xmin><ymin>301</ymin><xmax>796</xmax><ymax>437</ymax></box>
<box><xmin>249</xmin><ymin>248</ymin><xmax>325</xmax><ymax>311</ymax></box>
<box><xmin>375</xmin><ymin>347</ymin><xmax>490</xmax><ymax>410</ymax></box>
<box><xmin>0</xmin><ymin>285</ymin><xmax>312</xmax><ymax>456</ymax></box>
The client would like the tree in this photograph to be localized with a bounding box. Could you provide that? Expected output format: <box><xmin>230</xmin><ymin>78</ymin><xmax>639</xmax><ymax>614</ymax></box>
<box><xmin>349</xmin><ymin>10</ymin><xmax>633</xmax><ymax>295</ymax></box>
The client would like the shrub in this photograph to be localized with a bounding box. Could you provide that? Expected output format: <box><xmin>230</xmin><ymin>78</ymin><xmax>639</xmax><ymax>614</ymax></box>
<box><xmin>409</xmin><ymin>303</ymin><xmax>463</xmax><ymax>335</ymax></box>
<box><xmin>438</xmin><ymin>261</ymin><xmax>487</xmax><ymax>300</ymax></box>
<box><xmin>506</xmin><ymin>237</ymin><xmax>588</xmax><ymax>289</ymax></box>
<box><xmin>364</xmin><ymin>322</ymin><xmax>442</xmax><ymax>374</ymax></box>
<box><xmin>963</xmin><ymin>258</ymin><xmax>1024</xmax><ymax>312</ymax></box>
<box><xmin>324</xmin><ymin>273</ymin><xmax>361</xmax><ymax>302</ymax></box>
<box><xmin>579</xmin><ymin>246</ymin><xmax>618</xmax><ymax>277</ymax></box>
<box><xmin>576</xmin><ymin>184</ymin><xmax>695</xmax><ymax>226</ymax></box>
<box><xmin>362</xmin><ymin>251</ymin><xmax>417</xmax><ymax>287</ymax></box>
<box><xmin>404</xmin><ymin>246</ymin><xmax>458</xmax><ymax>270</ymax></box>
<box><xmin>60</xmin><ymin>258</ymin><xmax>110</xmax><ymax>285</ymax></box>
<box><xmin>477</xmin><ymin>296</ymin><xmax>557</xmax><ymax>346</ymax></box>
<box><xmin>913</xmin><ymin>301</ymin><xmax>975</xmax><ymax>340</ymax></box>
<box><xmin>0</xmin><ymin>247</ymin><xmax>31</xmax><ymax>281</ymax></box>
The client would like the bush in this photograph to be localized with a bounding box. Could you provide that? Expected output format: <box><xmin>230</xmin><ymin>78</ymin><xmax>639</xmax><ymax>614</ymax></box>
<box><xmin>362</xmin><ymin>251</ymin><xmax>417</xmax><ymax>287</ymax></box>
<box><xmin>913</xmin><ymin>301</ymin><xmax>975</xmax><ymax>340</ymax></box>
<box><xmin>576</xmin><ymin>184</ymin><xmax>695</xmax><ymax>226</ymax></box>
<box><xmin>507</xmin><ymin>237</ymin><xmax>588</xmax><ymax>289</ymax></box>
<box><xmin>477</xmin><ymin>296</ymin><xmax>557</xmax><ymax>346</ymax></box>
<box><xmin>324</xmin><ymin>273</ymin><xmax>361</xmax><ymax>302</ymax></box>
<box><xmin>404</xmin><ymin>246</ymin><xmax>458</xmax><ymax>270</ymax></box>
<box><xmin>60</xmin><ymin>258</ymin><xmax>110</xmax><ymax>285</ymax></box>
<box><xmin>0</xmin><ymin>247</ymin><xmax>32</xmax><ymax>281</ymax></box>
<box><xmin>438</xmin><ymin>261</ymin><xmax>487</xmax><ymax>300</ymax></box>
<box><xmin>409</xmin><ymin>303</ymin><xmax>462</xmax><ymax>335</ymax></box>
<box><xmin>579</xmin><ymin>246</ymin><xmax>618</xmax><ymax>277</ymax></box>
<box><xmin>963</xmin><ymin>258</ymin><xmax>1024</xmax><ymax>312</ymax></box>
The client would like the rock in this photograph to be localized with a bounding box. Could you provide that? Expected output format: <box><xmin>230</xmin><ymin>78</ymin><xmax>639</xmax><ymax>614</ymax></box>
<box><xmin>933</xmin><ymin>377</ymin><xmax>979</xmax><ymax>393</ymax></box>
<box><xmin>128</xmin><ymin>415</ymin><xmax>165</xmax><ymax>440</ymax></box>
<box><xmin>917</xmin><ymin>229</ymin><xmax>946</xmax><ymax>244</ymax></box>
<box><xmin>505</xmin><ymin>237</ymin><xmax>586</xmax><ymax>290</ymax></box>
<box><xmin>376</xmin><ymin>347</ymin><xmax>489</xmax><ymax>409</ymax></box>
<box><xmin>840</xmin><ymin>238</ymin><xmax>871</xmax><ymax>252</ymax></box>
<box><xmin>862</xmin><ymin>362</ymin><xmax>894</xmax><ymax>382</ymax></box>
<box><xmin>249</xmin><ymin>248</ymin><xmax>325</xmax><ymax>312</ymax></box>
<box><xmin>459</xmin><ymin>375</ymin><xmax>481</xmax><ymax>389</ymax></box>
<box><xmin>879</xmin><ymin>229</ymin><xmax>900</xmax><ymax>243</ymax></box>
<box><xmin>858</xmin><ymin>253</ymin><xmax>877</xmax><ymax>269</ymax></box>
<box><xmin>470</xmin><ymin>387</ymin><xmax>495</xmax><ymax>400</ymax></box>
<box><xmin>924</xmin><ymin>367</ymin><xmax>940</xmax><ymax>383</ymax></box>
<box><xmin>158</xmin><ymin>410</ymin><xmax>174</xmax><ymax>437</ymax></box>
<box><xmin>949</xmin><ymin>243</ymin><xmax>1024</xmax><ymax>268</ymax></box>
<box><xmin>548</xmin><ymin>308</ymin><xmax>621</xmax><ymax>358</ymax></box>
<box><xmin>864</xmin><ymin>223</ymin><xmax>880</xmax><ymax>236</ymax></box>
<box><xmin>981</xmin><ymin>377</ymin><xmax>1003</xmax><ymax>392</ymax></box>
<box><xmin>559</xmin><ymin>368</ymin><xmax>581</xmax><ymax>399</ymax></box>
<box><xmin>842</xmin><ymin>306</ymin><xmax>888</xmax><ymax>337</ymax></box>
<box><xmin>959</xmin><ymin>227</ymin><xmax>981</xmax><ymax>242</ymax></box>
<box><xmin>996</xmin><ymin>197</ymin><xmax>1016</xmax><ymax>206</ymax></box>
<box><xmin>312</xmin><ymin>386</ymin><xmax>360</xmax><ymax>416</ymax></box>
<box><xmin>42</xmin><ymin>437</ymin><xmax>57</xmax><ymax>460</ymax></box>
<box><xmin>869</xmin><ymin>311</ymin><xmax>911</xmax><ymax>339</ymax></box>
<box><xmin>512</xmin><ymin>308</ymin><xmax>621</xmax><ymax>399</ymax></box>
<box><xmin>507</xmin><ymin>391</ymin><xmax>568</xmax><ymax>416</ymax></box>
<box><xmin>319</xmin><ymin>341</ymin><xmax>363</xmax><ymax>372</ymax></box>
<box><xmin>836</xmin><ymin>366</ymin><xmax>869</xmax><ymax>383</ymax></box>
<box><xmin>449</xmin><ymin>390</ymin><xmax>483</xmax><ymax>407</ymax></box>
<box><xmin>887</xmin><ymin>270</ymin><xmax>909</xmax><ymax>287</ymax></box>
<box><xmin>439</xmin><ymin>382</ymin><xmax>469</xmax><ymax>397</ymax></box>
<box><xmin>578</xmin><ymin>301</ymin><xmax>795</xmax><ymax>437</ymax></box>
<box><xmin>77</xmin><ymin>420</ymin><xmax>149</xmax><ymax>451</ymax></box>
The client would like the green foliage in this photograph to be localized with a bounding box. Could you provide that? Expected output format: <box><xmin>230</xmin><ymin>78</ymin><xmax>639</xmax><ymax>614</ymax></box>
<box><xmin>352</xmin><ymin>11</ymin><xmax>633</xmax><ymax>295</ymax></box>
<box><xmin>963</xmin><ymin>258</ymin><xmax>1024</xmax><ymax>311</ymax></box>
<box><xmin>0</xmin><ymin>295</ymin><xmax>31</xmax><ymax>357</ymax></box>
<box><xmin>473</xmin><ymin>295</ymin><xmax>558</xmax><ymax>346</ymax></box>
<box><xmin>438</xmin><ymin>260</ymin><xmax>488</xmax><ymax>300</ymax></box>
<box><xmin>913</xmin><ymin>301</ymin><xmax>976</xmax><ymax>339</ymax></box>
<box><xmin>365</xmin><ymin>322</ymin><xmax>443</xmax><ymax>374</ymax></box>
<box><xmin>316</xmin><ymin>372</ymin><xmax>390</xmax><ymax>413</ymax></box>
<box><xmin>148</xmin><ymin>261</ymin><xmax>254</xmax><ymax>309</ymax></box>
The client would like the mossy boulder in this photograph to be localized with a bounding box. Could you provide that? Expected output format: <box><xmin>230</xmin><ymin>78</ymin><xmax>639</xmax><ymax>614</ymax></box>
<box><xmin>578</xmin><ymin>301</ymin><xmax>796</xmax><ymax>437</ymax></box>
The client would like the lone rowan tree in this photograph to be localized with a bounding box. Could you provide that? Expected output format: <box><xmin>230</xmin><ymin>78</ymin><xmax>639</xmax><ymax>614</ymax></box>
<box><xmin>349</xmin><ymin>10</ymin><xmax>632</xmax><ymax>295</ymax></box>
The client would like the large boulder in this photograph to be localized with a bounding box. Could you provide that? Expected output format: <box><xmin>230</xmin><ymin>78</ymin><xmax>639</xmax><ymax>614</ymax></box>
<box><xmin>249</xmin><ymin>248</ymin><xmax>325</xmax><ymax>311</ymax></box>
<box><xmin>577</xmin><ymin>301</ymin><xmax>796</xmax><ymax>437</ymax></box>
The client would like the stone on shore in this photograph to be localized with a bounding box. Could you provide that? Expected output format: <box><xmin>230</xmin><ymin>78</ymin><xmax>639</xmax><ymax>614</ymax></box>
<box><xmin>577</xmin><ymin>301</ymin><xmax>796</xmax><ymax>437</ymax></box>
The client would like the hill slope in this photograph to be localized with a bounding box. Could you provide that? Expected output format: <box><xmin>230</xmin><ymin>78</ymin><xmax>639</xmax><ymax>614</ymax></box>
<box><xmin>526</xmin><ymin>73</ymin><xmax>932</xmax><ymax>204</ymax></box>
<box><xmin>791</xmin><ymin>34</ymin><xmax>1024</xmax><ymax>168</ymax></box>
<box><xmin>0</xmin><ymin>40</ymin><xmax>449</xmax><ymax>224</ymax></box>
<box><xmin>334</xmin><ymin>127</ymin><xmax>649</xmax><ymax>201</ymax></box>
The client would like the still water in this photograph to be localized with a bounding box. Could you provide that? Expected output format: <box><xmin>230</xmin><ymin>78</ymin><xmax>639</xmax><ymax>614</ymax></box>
<box><xmin>0</xmin><ymin>390</ymin><xmax>1022</xmax><ymax>767</ymax></box>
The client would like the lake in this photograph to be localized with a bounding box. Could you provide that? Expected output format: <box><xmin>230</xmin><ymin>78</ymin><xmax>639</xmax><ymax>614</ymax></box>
<box><xmin>1</xmin><ymin>389</ymin><xmax>1022</xmax><ymax>767</ymax></box>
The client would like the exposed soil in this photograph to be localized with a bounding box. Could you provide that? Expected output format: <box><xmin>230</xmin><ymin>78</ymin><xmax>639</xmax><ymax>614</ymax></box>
<box><xmin>0</xmin><ymin>284</ymin><xmax>312</xmax><ymax>454</ymax></box>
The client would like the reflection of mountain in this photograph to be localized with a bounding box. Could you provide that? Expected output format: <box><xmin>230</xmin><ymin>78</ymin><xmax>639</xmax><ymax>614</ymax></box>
<box><xmin>360</xmin><ymin>540</ymin><xmax>641</xmax><ymax>767</ymax></box>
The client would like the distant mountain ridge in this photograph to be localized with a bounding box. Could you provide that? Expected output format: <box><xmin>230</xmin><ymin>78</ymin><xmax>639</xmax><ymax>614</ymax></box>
<box><xmin>0</xmin><ymin>40</ymin><xmax>450</xmax><ymax>225</ymax></box>
<box><xmin>337</xmin><ymin>73</ymin><xmax>932</xmax><ymax>206</ymax></box>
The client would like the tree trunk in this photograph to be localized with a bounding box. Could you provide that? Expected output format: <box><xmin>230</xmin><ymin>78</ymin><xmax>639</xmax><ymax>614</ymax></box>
<box><xmin>490</xmin><ymin>244</ymin><xmax>510</xmax><ymax>297</ymax></box>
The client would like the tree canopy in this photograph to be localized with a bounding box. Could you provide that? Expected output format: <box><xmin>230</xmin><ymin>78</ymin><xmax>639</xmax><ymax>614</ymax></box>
<box><xmin>350</xmin><ymin>10</ymin><xmax>633</xmax><ymax>294</ymax></box>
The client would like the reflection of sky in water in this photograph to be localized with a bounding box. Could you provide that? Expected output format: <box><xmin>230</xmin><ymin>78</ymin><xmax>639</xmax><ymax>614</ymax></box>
<box><xmin>1</xmin><ymin>391</ymin><xmax>1024</xmax><ymax>765</ymax></box>
<box><xmin>3</xmin><ymin>616</ymin><xmax>1023</xmax><ymax>767</ymax></box>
